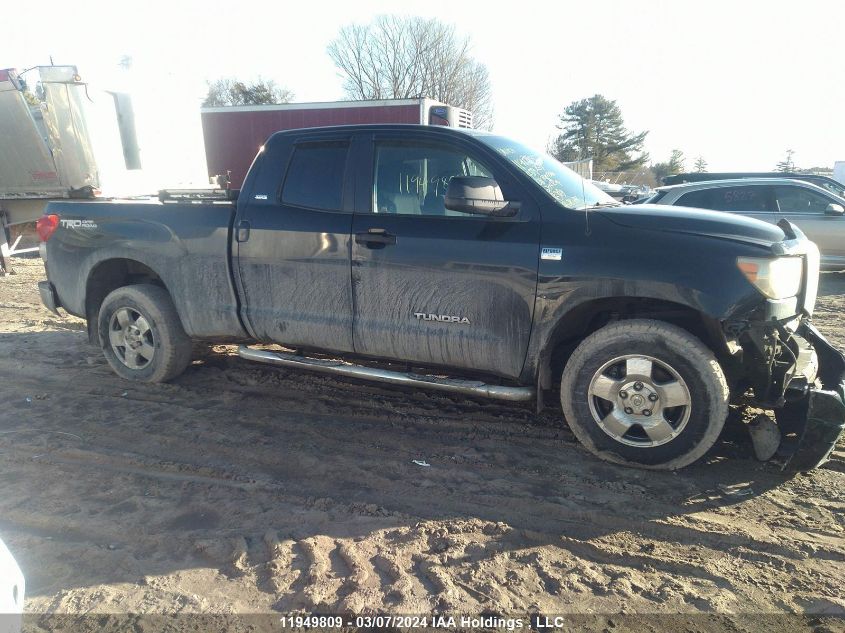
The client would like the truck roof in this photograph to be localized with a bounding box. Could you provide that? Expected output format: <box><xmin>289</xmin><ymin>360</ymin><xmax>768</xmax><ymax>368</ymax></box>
<box><xmin>263</xmin><ymin>123</ymin><xmax>493</xmax><ymax>143</ymax></box>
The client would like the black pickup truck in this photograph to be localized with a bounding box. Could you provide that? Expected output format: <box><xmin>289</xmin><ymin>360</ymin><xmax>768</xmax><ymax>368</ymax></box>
<box><xmin>36</xmin><ymin>125</ymin><xmax>845</xmax><ymax>471</ymax></box>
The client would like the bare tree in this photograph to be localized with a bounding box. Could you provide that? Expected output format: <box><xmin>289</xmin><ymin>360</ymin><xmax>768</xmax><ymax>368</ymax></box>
<box><xmin>327</xmin><ymin>15</ymin><xmax>494</xmax><ymax>129</ymax></box>
<box><xmin>203</xmin><ymin>78</ymin><xmax>294</xmax><ymax>107</ymax></box>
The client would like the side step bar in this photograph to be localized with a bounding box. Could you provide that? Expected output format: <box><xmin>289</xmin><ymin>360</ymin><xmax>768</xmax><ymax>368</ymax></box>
<box><xmin>238</xmin><ymin>346</ymin><xmax>535</xmax><ymax>402</ymax></box>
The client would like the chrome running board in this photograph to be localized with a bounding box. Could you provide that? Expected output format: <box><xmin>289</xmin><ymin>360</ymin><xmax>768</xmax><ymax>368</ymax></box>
<box><xmin>238</xmin><ymin>346</ymin><xmax>534</xmax><ymax>402</ymax></box>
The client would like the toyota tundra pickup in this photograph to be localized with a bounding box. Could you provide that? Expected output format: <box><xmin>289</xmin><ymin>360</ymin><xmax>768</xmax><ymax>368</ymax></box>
<box><xmin>36</xmin><ymin>125</ymin><xmax>845</xmax><ymax>471</ymax></box>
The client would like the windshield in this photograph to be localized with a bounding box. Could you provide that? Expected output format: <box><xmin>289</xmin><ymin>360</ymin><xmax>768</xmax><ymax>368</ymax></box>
<box><xmin>476</xmin><ymin>135</ymin><xmax>617</xmax><ymax>209</ymax></box>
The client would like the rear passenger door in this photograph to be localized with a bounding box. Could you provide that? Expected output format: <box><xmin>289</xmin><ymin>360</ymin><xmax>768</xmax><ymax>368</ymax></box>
<box><xmin>234</xmin><ymin>133</ymin><xmax>357</xmax><ymax>353</ymax></box>
<box><xmin>349</xmin><ymin>132</ymin><xmax>541</xmax><ymax>380</ymax></box>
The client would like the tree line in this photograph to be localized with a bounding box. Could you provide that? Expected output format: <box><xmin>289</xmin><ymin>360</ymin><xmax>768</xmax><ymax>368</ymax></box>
<box><xmin>203</xmin><ymin>15</ymin><xmax>492</xmax><ymax>129</ymax></box>
<box><xmin>201</xmin><ymin>15</ymin><xmax>808</xmax><ymax>184</ymax></box>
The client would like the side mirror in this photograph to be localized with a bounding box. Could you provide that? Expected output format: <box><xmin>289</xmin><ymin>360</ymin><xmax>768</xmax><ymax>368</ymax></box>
<box><xmin>825</xmin><ymin>203</ymin><xmax>845</xmax><ymax>216</ymax></box>
<box><xmin>444</xmin><ymin>176</ymin><xmax>521</xmax><ymax>217</ymax></box>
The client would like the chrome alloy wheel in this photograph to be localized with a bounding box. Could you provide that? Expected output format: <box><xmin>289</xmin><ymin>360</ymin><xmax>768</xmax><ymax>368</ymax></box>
<box><xmin>109</xmin><ymin>307</ymin><xmax>155</xmax><ymax>369</ymax></box>
<box><xmin>587</xmin><ymin>354</ymin><xmax>691</xmax><ymax>447</ymax></box>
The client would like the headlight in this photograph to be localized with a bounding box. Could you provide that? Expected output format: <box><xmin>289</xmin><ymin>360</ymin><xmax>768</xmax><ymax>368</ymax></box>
<box><xmin>737</xmin><ymin>256</ymin><xmax>802</xmax><ymax>299</ymax></box>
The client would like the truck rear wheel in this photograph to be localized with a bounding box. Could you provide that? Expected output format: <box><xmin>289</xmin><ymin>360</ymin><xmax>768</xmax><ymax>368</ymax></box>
<box><xmin>560</xmin><ymin>319</ymin><xmax>729</xmax><ymax>470</ymax></box>
<box><xmin>97</xmin><ymin>284</ymin><xmax>192</xmax><ymax>383</ymax></box>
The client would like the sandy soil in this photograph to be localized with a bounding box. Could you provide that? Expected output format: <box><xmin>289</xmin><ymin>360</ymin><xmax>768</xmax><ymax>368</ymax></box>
<box><xmin>0</xmin><ymin>257</ymin><xmax>843</xmax><ymax>629</ymax></box>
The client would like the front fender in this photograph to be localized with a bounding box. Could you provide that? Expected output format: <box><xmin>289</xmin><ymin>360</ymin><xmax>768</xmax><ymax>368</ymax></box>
<box><xmin>523</xmin><ymin>210</ymin><xmax>770</xmax><ymax>386</ymax></box>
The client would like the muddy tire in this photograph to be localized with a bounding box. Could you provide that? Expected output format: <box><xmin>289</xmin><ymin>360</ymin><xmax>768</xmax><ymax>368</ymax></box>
<box><xmin>560</xmin><ymin>319</ymin><xmax>729</xmax><ymax>470</ymax></box>
<box><xmin>97</xmin><ymin>284</ymin><xmax>192</xmax><ymax>383</ymax></box>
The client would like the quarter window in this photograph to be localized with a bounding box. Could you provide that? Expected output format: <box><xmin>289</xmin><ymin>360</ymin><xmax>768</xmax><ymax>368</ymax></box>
<box><xmin>372</xmin><ymin>143</ymin><xmax>494</xmax><ymax>216</ymax></box>
<box><xmin>281</xmin><ymin>142</ymin><xmax>347</xmax><ymax>211</ymax></box>
<box><xmin>674</xmin><ymin>189</ymin><xmax>714</xmax><ymax>208</ymax></box>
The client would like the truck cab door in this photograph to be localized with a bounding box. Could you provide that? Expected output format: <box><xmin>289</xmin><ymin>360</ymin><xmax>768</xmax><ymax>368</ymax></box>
<box><xmin>233</xmin><ymin>133</ymin><xmax>358</xmax><ymax>353</ymax></box>
<box><xmin>350</xmin><ymin>132</ymin><xmax>541</xmax><ymax>380</ymax></box>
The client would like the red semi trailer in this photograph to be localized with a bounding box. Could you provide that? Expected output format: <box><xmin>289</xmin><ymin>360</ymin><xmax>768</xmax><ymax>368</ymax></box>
<box><xmin>200</xmin><ymin>98</ymin><xmax>473</xmax><ymax>188</ymax></box>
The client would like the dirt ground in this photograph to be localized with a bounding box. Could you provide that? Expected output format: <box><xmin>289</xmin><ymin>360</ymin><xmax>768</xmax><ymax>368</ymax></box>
<box><xmin>1</xmin><ymin>257</ymin><xmax>843</xmax><ymax>629</ymax></box>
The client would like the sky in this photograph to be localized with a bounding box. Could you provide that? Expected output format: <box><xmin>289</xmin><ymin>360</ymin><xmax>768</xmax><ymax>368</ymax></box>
<box><xmin>3</xmin><ymin>0</ymin><xmax>844</xmax><ymax>180</ymax></box>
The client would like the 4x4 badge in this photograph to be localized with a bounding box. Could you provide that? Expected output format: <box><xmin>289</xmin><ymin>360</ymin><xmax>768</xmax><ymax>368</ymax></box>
<box><xmin>541</xmin><ymin>247</ymin><xmax>563</xmax><ymax>261</ymax></box>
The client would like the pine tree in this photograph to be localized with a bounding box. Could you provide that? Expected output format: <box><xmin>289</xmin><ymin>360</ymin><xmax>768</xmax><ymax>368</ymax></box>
<box><xmin>776</xmin><ymin>149</ymin><xmax>797</xmax><ymax>173</ymax></box>
<box><xmin>548</xmin><ymin>95</ymin><xmax>649</xmax><ymax>173</ymax></box>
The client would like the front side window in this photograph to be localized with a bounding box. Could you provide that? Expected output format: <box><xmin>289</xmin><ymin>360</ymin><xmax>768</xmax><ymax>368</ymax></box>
<box><xmin>281</xmin><ymin>142</ymin><xmax>347</xmax><ymax>211</ymax></box>
<box><xmin>774</xmin><ymin>186</ymin><xmax>834</xmax><ymax>214</ymax></box>
<box><xmin>372</xmin><ymin>143</ymin><xmax>493</xmax><ymax>216</ymax></box>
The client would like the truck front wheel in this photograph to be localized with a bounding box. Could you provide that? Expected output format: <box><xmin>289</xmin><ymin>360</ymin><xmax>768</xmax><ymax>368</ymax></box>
<box><xmin>97</xmin><ymin>284</ymin><xmax>192</xmax><ymax>383</ymax></box>
<box><xmin>560</xmin><ymin>319</ymin><xmax>729</xmax><ymax>470</ymax></box>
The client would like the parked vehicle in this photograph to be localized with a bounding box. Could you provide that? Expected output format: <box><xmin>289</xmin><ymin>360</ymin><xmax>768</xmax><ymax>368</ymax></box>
<box><xmin>662</xmin><ymin>172</ymin><xmax>845</xmax><ymax>198</ymax></box>
<box><xmin>36</xmin><ymin>125</ymin><xmax>845</xmax><ymax>472</ymax></box>
<box><xmin>201</xmin><ymin>99</ymin><xmax>473</xmax><ymax>189</ymax></box>
<box><xmin>590</xmin><ymin>181</ymin><xmax>652</xmax><ymax>203</ymax></box>
<box><xmin>645</xmin><ymin>178</ymin><xmax>845</xmax><ymax>270</ymax></box>
<box><xmin>0</xmin><ymin>536</ymin><xmax>24</xmax><ymax>633</ymax></box>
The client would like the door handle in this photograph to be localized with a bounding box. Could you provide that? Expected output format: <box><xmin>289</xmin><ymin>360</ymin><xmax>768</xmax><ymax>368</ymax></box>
<box><xmin>355</xmin><ymin>228</ymin><xmax>396</xmax><ymax>247</ymax></box>
<box><xmin>236</xmin><ymin>220</ymin><xmax>250</xmax><ymax>242</ymax></box>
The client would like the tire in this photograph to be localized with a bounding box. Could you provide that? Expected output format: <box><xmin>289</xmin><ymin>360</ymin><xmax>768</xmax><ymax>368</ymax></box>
<box><xmin>97</xmin><ymin>284</ymin><xmax>192</xmax><ymax>383</ymax></box>
<box><xmin>560</xmin><ymin>319</ymin><xmax>729</xmax><ymax>470</ymax></box>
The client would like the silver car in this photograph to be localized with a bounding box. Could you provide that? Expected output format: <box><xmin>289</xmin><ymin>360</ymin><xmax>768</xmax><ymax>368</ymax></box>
<box><xmin>647</xmin><ymin>178</ymin><xmax>845</xmax><ymax>270</ymax></box>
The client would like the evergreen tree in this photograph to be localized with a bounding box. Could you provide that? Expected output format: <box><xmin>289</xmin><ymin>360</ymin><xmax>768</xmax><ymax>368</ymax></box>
<box><xmin>548</xmin><ymin>95</ymin><xmax>649</xmax><ymax>173</ymax></box>
<box><xmin>776</xmin><ymin>149</ymin><xmax>797</xmax><ymax>173</ymax></box>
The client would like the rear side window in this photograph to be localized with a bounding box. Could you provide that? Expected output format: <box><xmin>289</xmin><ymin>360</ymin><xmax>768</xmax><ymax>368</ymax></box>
<box><xmin>281</xmin><ymin>142</ymin><xmax>347</xmax><ymax>211</ymax></box>
<box><xmin>679</xmin><ymin>185</ymin><xmax>771</xmax><ymax>212</ymax></box>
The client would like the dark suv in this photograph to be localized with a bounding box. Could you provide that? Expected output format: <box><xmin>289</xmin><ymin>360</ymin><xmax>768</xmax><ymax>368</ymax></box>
<box><xmin>662</xmin><ymin>172</ymin><xmax>845</xmax><ymax>198</ymax></box>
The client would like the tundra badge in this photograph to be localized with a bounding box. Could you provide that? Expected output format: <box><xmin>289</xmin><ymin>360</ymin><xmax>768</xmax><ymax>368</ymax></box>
<box><xmin>414</xmin><ymin>313</ymin><xmax>470</xmax><ymax>325</ymax></box>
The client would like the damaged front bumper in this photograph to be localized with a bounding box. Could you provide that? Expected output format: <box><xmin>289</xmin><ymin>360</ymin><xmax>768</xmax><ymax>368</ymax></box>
<box><xmin>772</xmin><ymin>322</ymin><xmax>845</xmax><ymax>472</ymax></box>
<box><xmin>730</xmin><ymin>221</ymin><xmax>844</xmax><ymax>472</ymax></box>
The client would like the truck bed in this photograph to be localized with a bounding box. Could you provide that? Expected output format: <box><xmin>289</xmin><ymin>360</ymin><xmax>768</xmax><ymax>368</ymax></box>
<box><xmin>43</xmin><ymin>197</ymin><xmax>245</xmax><ymax>340</ymax></box>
